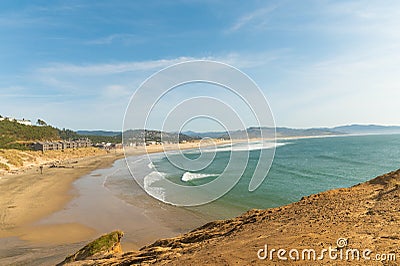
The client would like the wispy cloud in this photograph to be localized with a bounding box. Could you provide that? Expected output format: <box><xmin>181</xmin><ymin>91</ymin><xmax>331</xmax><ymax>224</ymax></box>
<box><xmin>37</xmin><ymin>57</ymin><xmax>199</xmax><ymax>75</ymax></box>
<box><xmin>0</xmin><ymin>93</ymin><xmax>69</xmax><ymax>98</ymax></box>
<box><xmin>0</xmin><ymin>15</ymin><xmax>48</xmax><ymax>28</ymax></box>
<box><xmin>0</xmin><ymin>3</ymin><xmax>85</xmax><ymax>28</ymax></box>
<box><xmin>102</xmin><ymin>85</ymin><xmax>131</xmax><ymax>98</ymax></box>
<box><xmin>34</xmin><ymin>52</ymin><xmax>285</xmax><ymax>84</ymax></box>
<box><xmin>227</xmin><ymin>5</ymin><xmax>278</xmax><ymax>33</ymax></box>
<box><xmin>85</xmin><ymin>33</ymin><xmax>145</xmax><ymax>45</ymax></box>
<box><xmin>282</xmin><ymin>1</ymin><xmax>400</xmax><ymax>40</ymax></box>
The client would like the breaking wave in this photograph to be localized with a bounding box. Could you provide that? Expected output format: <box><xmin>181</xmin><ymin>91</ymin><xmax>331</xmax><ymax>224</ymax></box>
<box><xmin>181</xmin><ymin>172</ymin><xmax>218</xmax><ymax>182</ymax></box>
<box><xmin>143</xmin><ymin>171</ymin><xmax>167</xmax><ymax>202</ymax></box>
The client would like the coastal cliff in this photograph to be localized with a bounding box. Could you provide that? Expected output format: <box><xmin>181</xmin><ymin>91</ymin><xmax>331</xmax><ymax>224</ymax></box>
<box><xmin>62</xmin><ymin>169</ymin><xmax>400</xmax><ymax>265</ymax></box>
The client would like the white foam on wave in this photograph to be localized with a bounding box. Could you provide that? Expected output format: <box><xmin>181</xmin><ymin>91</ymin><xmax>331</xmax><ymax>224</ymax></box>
<box><xmin>143</xmin><ymin>171</ymin><xmax>167</xmax><ymax>201</ymax></box>
<box><xmin>181</xmin><ymin>172</ymin><xmax>218</xmax><ymax>182</ymax></box>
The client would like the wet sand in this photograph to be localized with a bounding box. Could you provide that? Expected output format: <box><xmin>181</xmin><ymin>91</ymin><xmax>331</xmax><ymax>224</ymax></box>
<box><xmin>39</xmin><ymin>157</ymin><xmax>215</xmax><ymax>251</ymax></box>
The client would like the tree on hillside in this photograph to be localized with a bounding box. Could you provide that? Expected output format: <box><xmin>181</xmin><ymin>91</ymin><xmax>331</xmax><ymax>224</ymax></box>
<box><xmin>58</xmin><ymin>128</ymin><xmax>79</xmax><ymax>140</ymax></box>
<box><xmin>36</xmin><ymin>119</ymin><xmax>47</xmax><ymax>126</ymax></box>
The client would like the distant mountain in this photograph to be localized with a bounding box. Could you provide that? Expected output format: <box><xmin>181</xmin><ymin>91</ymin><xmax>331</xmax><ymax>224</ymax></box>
<box><xmin>276</xmin><ymin>127</ymin><xmax>341</xmax><ymax>137</ymax></box>
<box><xmin>78</xmin><ymin>124</ymin><xmax>400</xmax><ymax>144</ymax></box>
<box><xmin>183</xmin><ymin>131</ymin><xmax>228</xmax><ymax>139</ymax></box>
<box><xmin>331</xmin><ymin>124</ymin><xmax>400</xmax><ymax>134</ymax></box>
<box><xmin>184</xmin><ymin>125</ymin><xmax>400</xmax><ymax>139</ymax></box>
<box><xmin>184</xmin><ymin>127</ymin><xmax>341</xmax><ymax>139</ymax></box>
<box><xmin>76</xmin><ymin>130</ymin><xmax>121</xmax><ymax>137</ymax></box>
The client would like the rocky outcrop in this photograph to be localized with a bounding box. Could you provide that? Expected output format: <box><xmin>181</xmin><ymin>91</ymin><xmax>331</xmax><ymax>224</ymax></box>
<box><xmin>63</xmin><ymin>169</ymin><xmax>400</xmax><ymax>265</ymax></box>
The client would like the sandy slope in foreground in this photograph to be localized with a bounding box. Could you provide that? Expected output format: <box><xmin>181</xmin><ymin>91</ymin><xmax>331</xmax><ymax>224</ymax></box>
<box><xmin>67</xmin><ymin>169</ymin><xmax>400</xmax><ymax>265</ymax></box>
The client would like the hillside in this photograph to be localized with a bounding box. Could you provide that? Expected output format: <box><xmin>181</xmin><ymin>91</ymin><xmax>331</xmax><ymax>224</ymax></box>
<box><xmin>122</xmin><ymin>129</ymin><xmax>198</xmax><ymax>144</ymax></box>
<box><xmin>0</xmin><ymin>119</ymin><xmax>197</xmax><ymax>151</ymax></box>
<box><xmin>0</xmin><ymin>120</ymin><xmax>122</xmax><ymax>149</ymax></box>
<box><xmin>76</xmin><ymin>130</ymin><xmax>121</xmax><ymax>137</ymax></box>
<box><xmin>0</xmin><ymin>120</ymin><xmax>60</xmax><ymax>149</ymax></box>
<box><xmin>62</xmin><ymin>169</ymin><xmax>400</xmax><ymax>265</ymax></box>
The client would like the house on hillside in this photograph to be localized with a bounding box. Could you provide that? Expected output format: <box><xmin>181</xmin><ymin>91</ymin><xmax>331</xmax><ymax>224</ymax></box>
<box><xmin>33</xmin><ymin>142</ymin><xmax>62</xmax><ymax>152</ymax></box>
<box><xmin>75</xmin><ymin>138</ymin><xmax>92</xmax><ymax>148</ymax></box>
<box><xmin>16</xmin><ymin>119</ymin><xmax>32</xmax><ymax>126</ymax></box>
<box><xmin>0</xmin><ymin>116</ymin><xmax>32</xmax><ymax>126</ymax></box>
<box><xmin>61</xmin><ymin>141</ymin><xmax>77</xmax><ymax>149</ymax></box>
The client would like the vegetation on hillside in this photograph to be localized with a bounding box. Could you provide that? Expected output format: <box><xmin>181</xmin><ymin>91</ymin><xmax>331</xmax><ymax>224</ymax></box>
<box><xmin>82</xmin><ymin>134</ymin><xmax>122</xmax><ymax>144</ymax></box>
<box><xmin>58</xmin><ymin>128</ymin><xmax>122</xmax><ymax>144</ymax></box>
<box><xmin>59</xmin><ymin>231</ymin><xmax>123</xmax><ymax>264</ymax></box>
<box><xmin>0</xmin><ymin>119</ymin><xmax>123</xmax><ymax>150</ymax></box>
<box><xmin>123</xmin><ymin>129</ymin><xmax>198</xmax><ymax>143</ymax></box>
<box><xmin>0</xmin><ymin>119</ymin><xmax>60</xmax><ymax>149</ymax></box>
<box><xmin>0</xmin><ymin>118</ymin><xmax>197</xmax><ymax>150</ymax></box>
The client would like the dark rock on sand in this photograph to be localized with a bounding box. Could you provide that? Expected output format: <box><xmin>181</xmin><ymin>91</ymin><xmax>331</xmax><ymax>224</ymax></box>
<box><xmin>58</xmin><ymin>230</ymin><xmax>123</xmax><ymax>265</ymax></box>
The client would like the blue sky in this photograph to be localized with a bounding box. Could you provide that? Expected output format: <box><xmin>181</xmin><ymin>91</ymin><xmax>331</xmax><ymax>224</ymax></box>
<box><xmin>1</xmin><ymin>0</ymin><xmax>399</xmax><ymax>130</ymax></box>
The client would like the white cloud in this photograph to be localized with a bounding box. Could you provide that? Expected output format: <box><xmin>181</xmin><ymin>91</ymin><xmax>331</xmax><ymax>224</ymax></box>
<box><xmin>35</xmin><ymin>52</ymin><xmax>286</xmax><ymax>78</ymax></box>
<box><xmin>85</xmin><ymin>33</ymin><xmax>144</xmax><ymax>45</ymax></box>
<box><xmin>297</xmin><ymin>1</ymin><xmax>400</xmax><ymax>41</ymax></box>
<box><xmin>37</xmin><ymin>57</ymin><xmax>198</xmax><ymax>75</ymax></box>
<box><xmin>102</xmin><ymin>85</ymin><xmax>131</xmax><ymax>98</ymax></box>
<box><xmin>227</xmin><ymin>5</ymin><xmax>277</xmax><ymax>33</ymax></box>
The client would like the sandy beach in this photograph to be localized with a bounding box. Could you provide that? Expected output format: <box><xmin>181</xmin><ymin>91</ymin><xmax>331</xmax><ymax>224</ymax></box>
<box><xmin>0</xmin><ymin>151</ymin><xmax>122</xmax><ymax>242</ymax></box>
<box><xmin>0</xmin><ymin>139</ymin><xmax>232</xmax><ymax>264</ymax></box>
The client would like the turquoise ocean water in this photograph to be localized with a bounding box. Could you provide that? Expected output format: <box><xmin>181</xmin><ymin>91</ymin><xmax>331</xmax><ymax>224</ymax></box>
<box><xmin>121</xmin><ymin>134</ymin><xmax>400</xmax><ymax>219</ymax></box>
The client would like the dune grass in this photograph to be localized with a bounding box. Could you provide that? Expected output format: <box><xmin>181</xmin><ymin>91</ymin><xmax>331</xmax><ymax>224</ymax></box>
<box><xmin>0</xmin><ymin>162</ymin><xmax>10</xmax><ymax>171</ymax></box>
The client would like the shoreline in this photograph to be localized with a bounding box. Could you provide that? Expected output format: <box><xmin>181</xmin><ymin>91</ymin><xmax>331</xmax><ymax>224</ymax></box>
<box><xmin>65</xmin><ymin>168</ymin><xmax>400</xmax><ymax>265</ymax></box>
<box><xmin>0</xmin><ymin>139</ymin><xmax>233</xmax><ymax>248</ymax></box>
<box><xmin>38</xmin><ymin>157</ymin><xmax>217</xmax><ymax>252</ymax></box>
<box><xmin>0</xmin><ymin>152</ymin><xmax>125</xmax><ymax>242</ymax></box>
